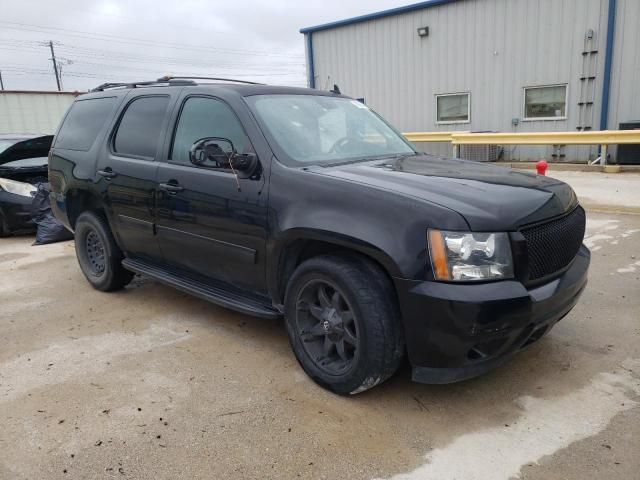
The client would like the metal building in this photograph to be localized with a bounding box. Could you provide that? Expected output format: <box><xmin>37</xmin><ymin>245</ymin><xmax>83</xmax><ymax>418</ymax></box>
<box><xmin>0</xmin><ymin>91</ymin><xmax>79</xmax><ymax>135</ymax></box>
<box><xmin>301</xmin><ymin>0</ymin><xmax>640</xmax><ymax>162</ymax></box>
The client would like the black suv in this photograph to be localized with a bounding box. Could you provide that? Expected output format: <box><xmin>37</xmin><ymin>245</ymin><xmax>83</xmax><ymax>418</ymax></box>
<box><xmin>49</xmin><ymin>77</ymin><xmax>589</xmax><ymax>394</ymax></box>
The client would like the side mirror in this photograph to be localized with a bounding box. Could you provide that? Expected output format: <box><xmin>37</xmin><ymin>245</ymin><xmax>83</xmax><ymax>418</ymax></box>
<box><xmin>189</xmin><ymin>137</ymin><xmax>258</xmax><ymax>174</ymax></box>
<box><xmin>190</xmin><ymin>137</ymin><xmax>235</xmax><ymax>167</ymax></box>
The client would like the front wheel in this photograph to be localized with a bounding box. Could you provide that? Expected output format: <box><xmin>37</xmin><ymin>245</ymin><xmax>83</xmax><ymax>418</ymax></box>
<box><xmin>74</xmin><ymin>211</ymin><xmax>133</xmax><ymax>291</ymax></box>
<box><xmin>284</xmin><ymin>255</ymin><xmax>404</xmax><ymax>395</ymax></box>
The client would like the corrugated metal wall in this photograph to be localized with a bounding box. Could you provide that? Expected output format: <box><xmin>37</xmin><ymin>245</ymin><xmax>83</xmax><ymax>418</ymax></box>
<box><xmin>307</xmin><ymin>0</ymin><xmax>630</xmax><ymax>162</ymax></box>
<box><xmin>608</xmin><ymin>0</ymin><xmax>640</xmax><ymax>128</ymax></box>
<box><xmin>0</xmin><ymin>92</ymin><xmax>77</xmax><ymax>135</ymax></box>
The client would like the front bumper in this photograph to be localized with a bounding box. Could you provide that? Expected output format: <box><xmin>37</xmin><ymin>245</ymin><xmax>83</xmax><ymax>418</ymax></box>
<box><xmin>394</xmin><ymin>245</ymin><xmax>590</xmax><ymax>384</ymax></box>
<box><xmin>0</xmin><ymin>191</ymin><xmax>35</xmax><ymax>234</ymax></box>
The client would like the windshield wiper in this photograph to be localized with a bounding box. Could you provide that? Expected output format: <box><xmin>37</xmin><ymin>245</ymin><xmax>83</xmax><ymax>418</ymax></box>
<box><xmin>323</xmin><ymin>152</ymin><xmax>417</xmax><ymax>167</ymax></box>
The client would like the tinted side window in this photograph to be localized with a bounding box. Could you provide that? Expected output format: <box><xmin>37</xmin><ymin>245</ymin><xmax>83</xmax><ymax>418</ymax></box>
<box><xmin>171</xmin><ymin>97</ymin><xmax>250</xmax><ymax>165</ymax></box>
<box><xmin>55</xmin><ymin>97</ymin><xmax>116</xmax><ymax>151</ymax></box>
<box><xmin>114</xmin><ymin>96</ymin><xmax>170</xmax><ymax>158</ymax></box>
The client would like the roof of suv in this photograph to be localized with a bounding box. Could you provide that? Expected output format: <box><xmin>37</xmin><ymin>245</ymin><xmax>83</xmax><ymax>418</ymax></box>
<box><xmin>81</xmin><ymin>77</ymin><xmax>342</xmax><ymax>100</ymax></box>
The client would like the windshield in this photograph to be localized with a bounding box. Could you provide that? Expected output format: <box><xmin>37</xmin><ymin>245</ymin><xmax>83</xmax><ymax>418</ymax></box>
<box><xmin>246</xmin><ymin>95</ymin><xmax>415</xmax><ymax>166</ymax></box>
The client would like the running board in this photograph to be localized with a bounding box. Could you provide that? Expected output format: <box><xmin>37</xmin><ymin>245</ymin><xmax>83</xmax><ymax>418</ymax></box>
<box><xmin>122</xmin><ymin>257</ymin><xmax>280</xmax><ymax>319</ymax></box>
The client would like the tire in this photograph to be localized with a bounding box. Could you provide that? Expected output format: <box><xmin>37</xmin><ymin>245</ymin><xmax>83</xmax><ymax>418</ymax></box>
<box><xmin>284</xmin><ymin>254</ymin><xmax>404</xmax><ymax>395</ymax></box>
<box><xmin>74</xmin><ymin>211</ymin><xmax>134</xmax><ymax>291</ymax></box>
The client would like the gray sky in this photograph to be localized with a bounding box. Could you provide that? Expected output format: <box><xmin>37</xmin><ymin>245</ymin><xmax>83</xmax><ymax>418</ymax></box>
<box><xmin>0</xmin><ymin>0</ymin><xmax>409</xmax><ymax>91</ymax></box>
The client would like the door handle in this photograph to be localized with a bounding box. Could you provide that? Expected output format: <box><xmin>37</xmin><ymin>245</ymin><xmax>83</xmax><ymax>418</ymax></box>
<box><xmin>159</xmin><ymin>182</ymin><xmax>184</xmax><ymax>194</ymax></box>
<box><xmin>97</xmin><ymin>169</ymin><xmax>118</xmax><ymax>180</ymax></box>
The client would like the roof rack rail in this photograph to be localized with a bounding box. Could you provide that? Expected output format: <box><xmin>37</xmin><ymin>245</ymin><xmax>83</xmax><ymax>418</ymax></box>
<box><xmin>159</xmin><ymin>75</ymin><xmax>265</xmax><ymax>85</ymax></box>
<box><xmin>90</xmin><ymin>76</ymin><xmax>265</xmax><ymax>92</ymax></box>
<box><xmin>90</xmin><ymin>78</ymin><xmax>196</xmax><ymax>92</ymax></box>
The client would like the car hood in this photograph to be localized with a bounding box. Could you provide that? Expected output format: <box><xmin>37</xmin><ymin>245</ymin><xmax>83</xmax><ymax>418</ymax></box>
<box><xmin>0</xmin><ymin>157</ymin><xmax>48</xmax><ymax>169</ymax></box>
<box><xmin>0</xmin><ymin>135</ymin><xmax>53</xmax><ymax>165</ymax></box>
<box><xmin>312</xmin><ymin>154</ymin><xmax>578</xmax><ymax>231</ymax></box>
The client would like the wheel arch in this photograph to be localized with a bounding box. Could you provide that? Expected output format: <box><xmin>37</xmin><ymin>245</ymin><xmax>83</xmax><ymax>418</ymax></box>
<box><xmin>269</xmin><ymin>229</ymin><xmax>403</xmax><ymax>306</ymax></box>
<box><xmin>65</xmin><ymin>188</ymin><xmax>107</xmax><ymax>229</ymax></box>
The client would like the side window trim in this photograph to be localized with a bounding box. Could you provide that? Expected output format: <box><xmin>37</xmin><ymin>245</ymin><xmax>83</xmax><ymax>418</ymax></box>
<box><xmin>109</xmin><ymin>94</ymin><xmax>171</xmax><ymax>161</ymax></box>
<box><xmin>167</xmin><ymin>94</ymin><xmax>254</xmax><ymax>171</ymax></box>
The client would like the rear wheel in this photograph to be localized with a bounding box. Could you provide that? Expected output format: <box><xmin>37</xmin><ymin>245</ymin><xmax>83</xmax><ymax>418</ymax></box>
<box><xmin>284</xmin><ymin>255</ymin><xmax>404</xmax><ymax>395</ymax></box>
<box><xmin>74</xmin><ymin>211</ymin><xmax>133</xmax><ymax>291</ymax></box>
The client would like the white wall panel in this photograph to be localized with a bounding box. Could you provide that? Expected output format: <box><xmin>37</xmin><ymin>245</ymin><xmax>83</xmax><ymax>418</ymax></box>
<box><xmin>0</xmin><ymin>92</ymin><xmax>76</xmax><ymax>135</ymax></box>
<box><xmin>608</xmin><ymin>0</ymin><xmax>640</xmax><ymax>128</ymax></box>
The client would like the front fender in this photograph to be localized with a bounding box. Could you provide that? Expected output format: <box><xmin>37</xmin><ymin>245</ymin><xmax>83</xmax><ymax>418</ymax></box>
<box><xmin>265</xmin><ymin>161</ymin><xmax>468</xmax><ymax>298</ymax></box>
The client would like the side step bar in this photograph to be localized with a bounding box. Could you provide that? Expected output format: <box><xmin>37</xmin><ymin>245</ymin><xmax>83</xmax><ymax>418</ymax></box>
<box><xmin>122</xmin><ymin>258</ymin><xmax>280</xmax><ymax>319</ymax></box>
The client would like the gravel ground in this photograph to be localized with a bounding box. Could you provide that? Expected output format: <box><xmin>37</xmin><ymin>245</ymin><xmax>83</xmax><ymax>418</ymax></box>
<box><xmin>0</xmin><ymin>211</ymin><xmax>639</xmax><ymax>480</ymax></box>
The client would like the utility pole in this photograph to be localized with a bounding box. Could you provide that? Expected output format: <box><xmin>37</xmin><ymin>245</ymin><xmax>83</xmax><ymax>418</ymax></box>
<box><xmin>48</xmin><ymin>40</ymin><xmax>61</xmax><ymax>91</ymax></box>
<box><xmin>0</xmin><ymin>70</ymin><xmax>4</xmax><ymax>90</ymax></box>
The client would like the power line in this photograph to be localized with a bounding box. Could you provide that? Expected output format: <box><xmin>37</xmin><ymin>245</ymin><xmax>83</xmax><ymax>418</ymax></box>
<box><xmin>1</xmin><ymin>64</ymin><xmax>304</xmax><ymax>82</ymax></box>
<box><xmin>0</xmin><ymin>21</ymin><xmax>303</xmax><ymax>58</ymax></box>
<box><xmin>0</xmin><ymin>30</ymin><xmax>307</xmax><ymax>89</ymax></box>
<box><xmin>0</xmin><ymin>41</ymin><xmax>305</xmax><ymax>74</ymax></box>
<box><xmin>0</xmin><ymin>44</ymin><xmax>302</xmax><ymax>71</ymax></box>
<box><xmin>57</xmin><ymin>44</ymin><xmax>305</xmax><ymax>65</ymax></box>
<box><xmin>2</xmin><ymin>64</ymin><xmax>304</xmax><ymax>79</ymax></box>
<box><xmin>0</xmin><ymin>70</ymin><xmax>308</xmax><ymax>88</ymax></box>
<box><xmin>0</xmin><ymin>41</ymin><xmax>304</xmax><ymax>71</ymax></box>
<box><xmin>57</xmin><ymin>51</ymin><xmax>303</xmax><ymax>70</ymax></box>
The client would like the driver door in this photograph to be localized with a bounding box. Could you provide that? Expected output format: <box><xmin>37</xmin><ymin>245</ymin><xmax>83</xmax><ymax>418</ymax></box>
<box><xmin>155</xmin><ymin>95</ymin><xmax>268</xmax><ymax>294</ymax></box>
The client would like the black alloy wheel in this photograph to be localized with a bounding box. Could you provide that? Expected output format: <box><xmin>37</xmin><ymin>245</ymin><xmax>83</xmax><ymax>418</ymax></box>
<box><xmin>284</xmin><ymin>254</ymin><xmax>404</xmax><ymax>395</ymax></box>
<box><xmin>295</xmin><ymin>279</ymin><xmax>359</xmax><ymax>375</ymax></box>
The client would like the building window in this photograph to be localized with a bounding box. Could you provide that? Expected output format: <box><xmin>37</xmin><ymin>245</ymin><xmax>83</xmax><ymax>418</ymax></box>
<box><xmin>436</xmin><ymin>93</ymin><xmax>470</xmax><ymax>124</ymax></box>
<box><xmin>523</xmin><ymin>85</ymin><xmax>568</xmax><ymax>120</ymax></box>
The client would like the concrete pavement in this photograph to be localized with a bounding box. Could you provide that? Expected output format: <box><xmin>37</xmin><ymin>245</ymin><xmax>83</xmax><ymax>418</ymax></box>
<box><xmin>0</xmin><ymin>165</ymin><xmax>640</xmax><ymax>480</ymax></box>
<box><xmin>547</xmin><ymin>171</ymin><xmax>640</xmax><ymax>213</ymax></box>
<box><xmin>0</xmin><ymin>207</ymin><xmax>639</xmax><ymax>479</ymax></box>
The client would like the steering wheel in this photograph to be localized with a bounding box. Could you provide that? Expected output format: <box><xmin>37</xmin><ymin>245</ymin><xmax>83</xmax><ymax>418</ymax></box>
<box><xmin>328</xmin><ymin>136</ymin><xmax>354</xmax><ymax>154</ymax></box>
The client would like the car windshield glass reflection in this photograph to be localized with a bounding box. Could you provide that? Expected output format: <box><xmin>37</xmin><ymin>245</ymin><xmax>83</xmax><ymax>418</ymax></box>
<box><xmin>247</xmin><ymin>95</ymin><xmax>415</xmax><ymax>166</ymax></box>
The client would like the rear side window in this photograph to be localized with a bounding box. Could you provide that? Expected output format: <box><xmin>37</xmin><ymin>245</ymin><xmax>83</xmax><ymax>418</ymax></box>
<box><xmin>114</xmin><ymin>96</ymin><xmax>169</xmax><ymax>159</ymax></box>
<box><xmin>55</xmin><ymin>97</ymin><xmax>116</xmax><ymax>151</ymax></box>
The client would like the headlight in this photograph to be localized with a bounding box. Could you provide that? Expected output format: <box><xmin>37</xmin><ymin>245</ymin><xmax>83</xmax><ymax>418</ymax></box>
<box><xmin>0</xmin><ymin>178</ymin><xmax>37</xmax><ymax>197</ymax></box>
<box><xmin>428</xmin><ymin>229</ymin><xmax>514</xmax><ymax>281</ymax></box>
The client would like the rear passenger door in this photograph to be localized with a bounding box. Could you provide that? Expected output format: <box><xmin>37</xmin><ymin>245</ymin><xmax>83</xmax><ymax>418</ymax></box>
<box><xmin>98</xmin><ymin>94</ymin><xmax>173</xmax><ymax>260</ymax></box>
<box><xmin>155</xmin><ymin>95</ymin><xmax>269</xmax><ymax>294</ymax></box>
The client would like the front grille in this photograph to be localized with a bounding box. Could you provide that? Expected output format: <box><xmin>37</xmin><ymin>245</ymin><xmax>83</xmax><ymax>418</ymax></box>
<box><xmin>520</xmin><ymin>206</ymin><xmax>586</xmax><ymax>281</ymax></box>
